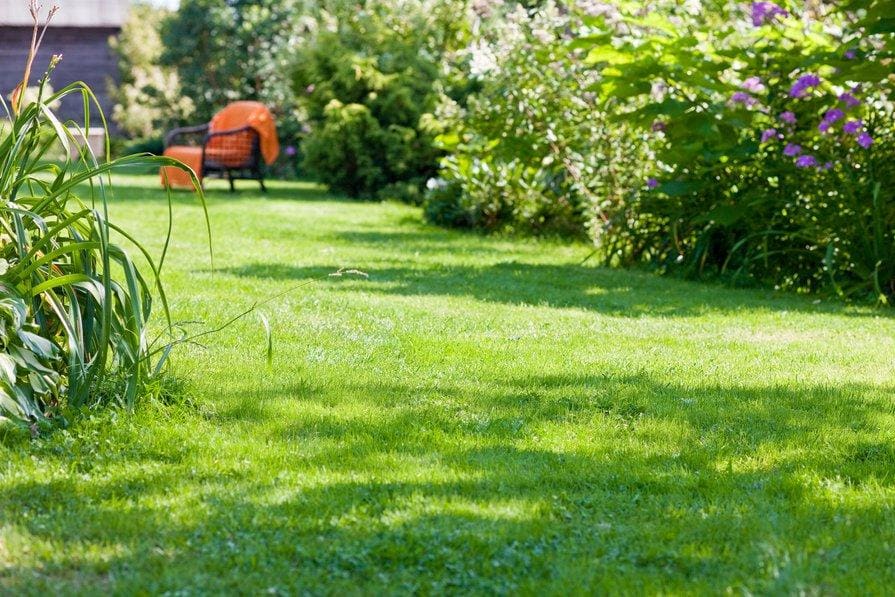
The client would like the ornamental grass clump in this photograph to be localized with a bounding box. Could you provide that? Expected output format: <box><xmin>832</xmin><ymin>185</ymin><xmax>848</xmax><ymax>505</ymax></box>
<box><xmin>0</xmin><ymin>4</ymin><xmax>206</xmax><ymax>423</ymax></box>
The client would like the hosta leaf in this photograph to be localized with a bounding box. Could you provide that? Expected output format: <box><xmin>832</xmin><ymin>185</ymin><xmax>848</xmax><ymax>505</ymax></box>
<box><xmin>18</xmin><ymin>331</ymin><xmax>56</xmax><ymax>359</ymax></box>
<box><xmin>9</xmin><ymin>344</ymin><xmax>54</xmax><ymax>374</ymax></box>
<box><xmin>0</xmin><ymin>387</ymin><xmax>27</xmax><ymax>419</ymax></box>
<box><xmin>0</xmin><ymin>353</ymin><xmax>16</xmax><ymax>382</ymax></box>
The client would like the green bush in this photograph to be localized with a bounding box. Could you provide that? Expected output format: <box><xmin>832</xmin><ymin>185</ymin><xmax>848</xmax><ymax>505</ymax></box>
<box><xmin>422</xmin><ymin>180</ymin><xmax>471</xmax><ymax>228</ymax></box>
<box><xmin>109</xmin><ymin>2</ymin><xmax>195</xmax><ymax>140</ymax></box>
<box><xmin>580</xmin><ymin>0</ymin><xmax>895</xmax><ymax>300</ymax></box>
<box><xmin>122</xmin><ymin>136</ymin><xmax>165</xmax><ymax>157</ymax></box>
<box><xmin>424</xmin><ymin>2</ymin><xmax>647</xmax><ymax>238</ymax></box>
<box><xmin>377</xmin><ymin>181</ymin><xmax>425</xmax><ymax>205</ymax></box>
<box><xmin>428</xmin><ymin>0</ymin><xmax>895</xmax><ymax>302</ymax></box>
<box><xmin>293</xmin><ymin>0</ymin><xmax>469</xmax><ymax>198</ymax></box>
<box><xmin>302</xmin><ymin>101</ymin><xmax>388</xmax><ymax>198</ymax></box>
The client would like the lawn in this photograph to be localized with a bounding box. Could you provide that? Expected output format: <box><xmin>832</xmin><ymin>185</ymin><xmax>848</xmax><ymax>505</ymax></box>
<box><xmin>2</xmin><ymin>175</ymin><xmax>894</xmax><ymax>594</ymax></box>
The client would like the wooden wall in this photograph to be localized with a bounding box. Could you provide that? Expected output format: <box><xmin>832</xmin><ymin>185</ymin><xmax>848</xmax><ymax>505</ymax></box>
<box><xmin>0</xmin><ymin>26</ymin><xmax>120</xmax><ymax>129</ymax></box>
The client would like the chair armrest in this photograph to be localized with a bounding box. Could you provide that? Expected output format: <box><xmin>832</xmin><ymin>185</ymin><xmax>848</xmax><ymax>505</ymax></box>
<box><xmin>165</xmin><ymin>123</ymin><xmax>210</xmax><ymax>148</ymax></box>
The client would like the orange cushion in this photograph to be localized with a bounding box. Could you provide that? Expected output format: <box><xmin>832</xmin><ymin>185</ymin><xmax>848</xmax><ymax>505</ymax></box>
<box><xmin>161</xmin><ymin>146</ymin><xmax>202</xmax><ymax>189</ymax></box>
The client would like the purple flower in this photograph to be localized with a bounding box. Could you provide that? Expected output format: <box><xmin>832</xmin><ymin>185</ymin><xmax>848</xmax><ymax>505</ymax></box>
<box><xmin>795</xmin><ymin>155</ymin><xmax>818</xmax><ymax>168</ymax></box>
<box><xmin>823</xmin><ymin>108</ymin><xmax>845</xmax><ymax>124</ymax></box>
<box><xmin>305</xmin><ymin>84</ymin><xmax>316</xmax><ymax>94</ymax></box>
<box><xmin>647</xmin><ymin>177</ymin><xmax>659</xmax><ymax>189</ymax></box>
<box><xmin>839</xmin><ymin>92</ymin><xmax>861</xmax><ymax>108</ymax></box>
<box><xmin>741</xmin><ymin>76</ymin><xmax>766</xmax><ymax>93</ymax></box>
<box><xmin>651</xmin><ymin>121</ymin><xmax>667</xmax><ymax>133</ymax></box>
<box><xmin>760</xmin><ymin>128</ymin><xmax>778</xmax><ymax>143</ymax></box>
<box><xmin>844</xmin><ymin>49</ymin><xmax>857</xmax><ymax>60</ymax></box>
<box><xmin>843</xmin><ymin>119</ymin><xmax>863</xmax><ymax>134</ymax></box>
<box><xmin>819</xmin><ymin>109</ymin><xmax>844</xmax><ymax>133</ymax></box>
<box><xmin>789</xmin><ymin>74</ymin><xmax>822</xmax><ymax>99</ymax></box>
<box><xmin>731</xmin><ymin>91</ymin><xmax>757</xmax><ymax>106</ymax></box>
<box><xmin>285</xmin><ymin>145</ymin><xmax>297</xmax><ymax>157</ymax></box>
<box><xmin>857</xmin><ymin>132</ymin><xmax>874</xmax><ymax>149</ymax></box>
<box><xmin>822</xmin><ymin>161</ymin><xmax>834</xmax><ymax>171</ymax></box>
<box><xmin>783</xmin><ymin>143</ymin><xmax>802</xmax><ymax>157</ymax></box>
<box><xmin>780</xmin><ymin>111</ymin><xmax>797</xmax><ymax>124</ymax></box>
<box><xmin>800</xmin><ymin>74</ymin><xmax>822</xmax><ymax>87</ymax></box>
<box><xmin>751</xmin><ymin>1</ymin><xmax>788</xmax><ymax>26</ymax></box>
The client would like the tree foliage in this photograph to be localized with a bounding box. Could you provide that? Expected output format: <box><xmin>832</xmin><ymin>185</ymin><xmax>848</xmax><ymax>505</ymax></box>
<box><xmin>109</xmin><ymin>2</ymin><xmax>194</xmax><ymax>140</ymax></box>
<box><xmin>160</xmin><ymin>0</ymin><xmax>303</xmax><ymax>139</ymax></box>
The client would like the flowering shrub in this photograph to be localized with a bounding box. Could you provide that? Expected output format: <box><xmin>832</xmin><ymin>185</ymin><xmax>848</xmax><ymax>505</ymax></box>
<box><xmin>424</xmin><ymin>0</ymin><xmax>895</xmax><ymax>301</ymax></box>
<box><xmin>581</xmin><ymin>0</ymin><xmax>895</xmax><ymax>300</ymax></box>
<box><xmin>109</xmin><ymin>3</ymin><xmax>194</xmax><ymax>141</ymax></box>
<box><xmin>425</xmin><ymin>1</ymin><xmax>649</xmax><ymax>238</ymax></box>
<box><xmin>302</xmin><ymin>100</ymin><xmax>392</xmax><ymax>198</ymax></box>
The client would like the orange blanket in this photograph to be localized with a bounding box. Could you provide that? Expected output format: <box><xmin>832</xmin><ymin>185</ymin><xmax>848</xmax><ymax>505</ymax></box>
<box><xmin>161</xmin><ymin>101</ymin><xmax>280</xmax><ymax>189</ymax></box>
<box><xmin>210</xmin><ymin>101</ymin><xmax>280</xmax><ymax>165</ymax></box>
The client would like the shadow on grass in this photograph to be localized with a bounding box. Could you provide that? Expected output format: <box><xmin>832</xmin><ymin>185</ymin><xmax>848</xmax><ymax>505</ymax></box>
<box><xmin>217</xmin><ymin>260</ymin><xmax>885</xmax><ymax>318</ymax></box>
<box><xmin>223</xmin><ymin>375</ymin><xmax>895</xmax><ymax>485</ymax></box>
<box><xmin>3</xmin><ymin>373</ymin><xmax>894</xmax><ymax>592</ymax></box>
<box><xmin>99</xmin><ymin>176</ymin><xmax>887</xmax><ymax>318</ymax></box>
<box><xmin>102</xmin><ymin>178</ymin><xmax>347</xmax><ymax>204</ymax></box>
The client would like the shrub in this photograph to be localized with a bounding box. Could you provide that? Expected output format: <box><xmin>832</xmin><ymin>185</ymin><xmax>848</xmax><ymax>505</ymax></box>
<box><xmin>377</xmin><ymin>181</ymin><xmax>425</xmax><ymax>206</ymax></box>
<box><xmin>429</xmin><ymin>0</ymin><xmax>895</xmax><ymax>301</ymax></box>
<box><xmin>422</xmin><ymin>179</ymin><xmax>471</xmax><ymax>228</ymax></box>
<box><xmin>108</xmin><ymin>2</ymin><xmax>194</xmax><ymax>140</ymax></box>
<box><xmin>302</xmin><ymin>100</ymin><xmax>388</xmax><ymax>198</ymax></box>
<box><xmin>582</xmin><ymin>0</ymin><xmax>895</xmax><ymax>300</ymax></box>
<box><xmin>293</xmin><ymin>0</ymin><xmax>470</xmax><ymax>198</ymax></box>
<box><xmin>424</xmin><ymin>2</ymin><xmax>648</xmax><ymax>238</ymax></box>
<box><xmin>122</xmin><ymin>136</ymin><xmax>165</xmax><ymax>157</ymax></box>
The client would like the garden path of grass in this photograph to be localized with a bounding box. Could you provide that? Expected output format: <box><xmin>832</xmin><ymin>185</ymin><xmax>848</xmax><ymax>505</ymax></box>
<box><xmin>2</xmin><ymin>176</ymin><xmax>895</xmax><ymax>594</ymax></box>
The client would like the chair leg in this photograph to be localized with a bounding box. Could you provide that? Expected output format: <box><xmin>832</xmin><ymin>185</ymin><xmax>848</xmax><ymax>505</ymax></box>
<box><xmin>227</xmin><ymin>171</ymin><xmax>235</xmax><ymax>193</ymax></box>
<box><xmin>251</xmin><ymin>165</ymin><xmax>267</xmax><ymax>193</ymax></box>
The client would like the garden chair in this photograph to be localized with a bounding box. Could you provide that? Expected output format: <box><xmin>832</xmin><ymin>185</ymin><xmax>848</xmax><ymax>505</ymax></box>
<box><xmin>161</xmin><ymin>101</ymin><xmax>280</xmax><ymax>192</ymax></box>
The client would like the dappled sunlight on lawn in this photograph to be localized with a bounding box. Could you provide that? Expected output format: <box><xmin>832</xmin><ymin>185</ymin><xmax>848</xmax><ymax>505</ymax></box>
<box><xmin>3</xmin><ymin>177</ymin><xmax>895</xmax><ymax>593</ymax></box>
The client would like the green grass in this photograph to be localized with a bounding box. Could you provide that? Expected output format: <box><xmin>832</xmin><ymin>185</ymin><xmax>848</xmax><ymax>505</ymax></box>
<box><xmin>2</xmin><ymin>175</ymin><xmax>895</xmax><ymax>594</ymax></box>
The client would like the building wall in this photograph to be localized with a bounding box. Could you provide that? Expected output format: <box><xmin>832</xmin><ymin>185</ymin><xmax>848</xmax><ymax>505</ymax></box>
<box><xmin>0</xmin><ymin>26</ymin><xmax>121</xmax><ymax>129</ymax></box>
